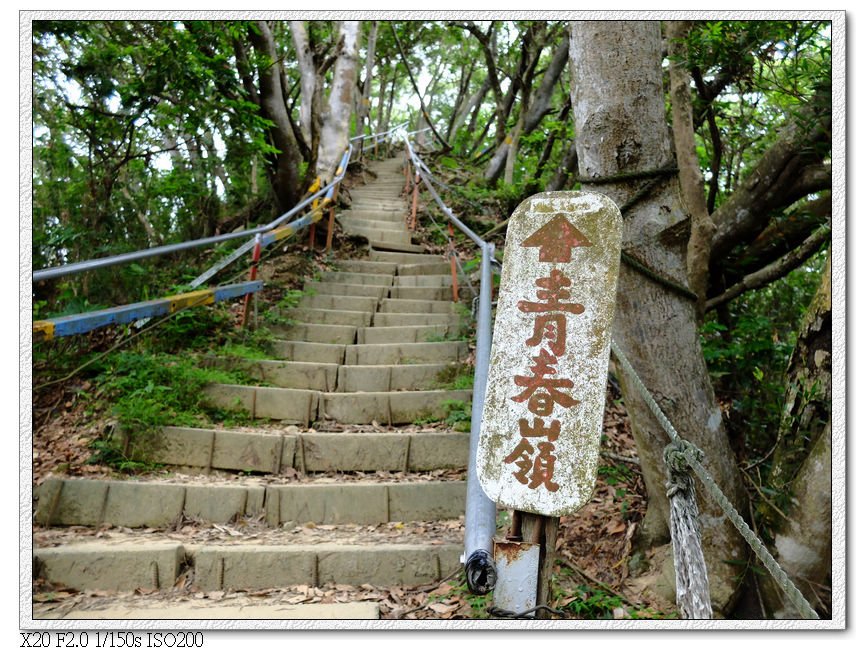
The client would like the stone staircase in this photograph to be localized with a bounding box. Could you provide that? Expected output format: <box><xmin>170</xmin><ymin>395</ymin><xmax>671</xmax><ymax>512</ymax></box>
<box><xmin>32</xmin><ymin>157</ymin><xmax>476</xmax><ymax>620</ymax></box>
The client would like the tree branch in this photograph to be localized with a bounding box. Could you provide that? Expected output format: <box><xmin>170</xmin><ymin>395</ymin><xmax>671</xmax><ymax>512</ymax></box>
<box><xmin>705</xmin><ymin>224</ymin><xmax>830</xmax><ymax>311</ymax></box>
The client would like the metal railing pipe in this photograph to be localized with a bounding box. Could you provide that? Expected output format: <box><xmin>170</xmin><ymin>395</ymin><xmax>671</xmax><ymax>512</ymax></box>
<box><xmin>34</xmin><ymin>144</ymin><xmax>354</xmax><ymax>283</ymax></box>
<box><xmin>463</xmin><ymin>240</ymin><xmax>498</xmax><ymax>594</ymax></box>
<box><xmin>402</xmin><ymin>133</ymin><xmax>499</xmax><ymax>594</ymax></box>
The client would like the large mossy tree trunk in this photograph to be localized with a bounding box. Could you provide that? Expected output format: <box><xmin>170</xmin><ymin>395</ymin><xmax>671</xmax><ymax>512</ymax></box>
<box><xmin>569</xmin><ymin>20</ymin><xmax>749</xmax><ymax>614</ymax></box>
<box><xmin>761</xmin><ymin>253</ymin><xmax>832</xmax><ymax>618</ymax></box>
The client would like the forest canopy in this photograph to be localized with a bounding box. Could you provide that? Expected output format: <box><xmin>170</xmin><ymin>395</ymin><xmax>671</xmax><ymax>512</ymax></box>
<box><xmin>30</xmin><ymin>18</ymin><xmax>836</xmax><ymax>618</ymax></box>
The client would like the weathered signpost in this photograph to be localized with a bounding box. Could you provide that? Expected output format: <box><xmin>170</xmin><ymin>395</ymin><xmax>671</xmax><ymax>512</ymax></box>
<box><xmin>478</xmin><ymin>191</ymin><xmax>622</xmax><ymax>616</ymax></box>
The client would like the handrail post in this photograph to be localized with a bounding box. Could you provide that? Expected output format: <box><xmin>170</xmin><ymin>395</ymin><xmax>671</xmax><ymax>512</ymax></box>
<box><xmin>463</xmin><ymin>240</ymin><xmax>498</xmax><ymax>594</ymax></box>
<box><xmin>240</xmin><ymin>234</ymin><xmax>263</xmax><ymax>329</ymax></box>
<box><xmin>448</xmin><ymin>223</ymin><xmax>459</xmax><ymax>303</ymax></box>
<box><xmin>410</xmin><ymin>171</ymin><xmax>420</xmax><ymax>231</ymax></box>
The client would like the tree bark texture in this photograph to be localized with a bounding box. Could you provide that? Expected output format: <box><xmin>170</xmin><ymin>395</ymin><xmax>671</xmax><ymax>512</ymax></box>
<box><xmin>569</xmin><ymin>21</ymin><xmax>748</xmax><ymax>614</ymax></box>
<box><xmin>484</xmin><ymin>35</ymin><xmax>570</xmax><ymax>183</ymax></box>
<box><xmin>667</xmin><ymin>20</ymin><xmax>715</xmax><ymax>316</ymax></box>
<box><xmin>316</xmin><ymin>21</ymin><xmax>360</xmax><ymax>182</ymax></box>
<box><xmin>248</xmin><ymin>21</ymin><xmax>302</xmax><ymax>212</ymax></box>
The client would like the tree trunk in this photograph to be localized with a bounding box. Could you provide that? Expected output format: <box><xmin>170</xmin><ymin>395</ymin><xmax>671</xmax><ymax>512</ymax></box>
<box><xmin>569</xmin><ymin>20</ymin><xmax>748</xmax><ymax>614</ymax></box>
<box><xmin>762</xmin><ymin>423</ymin><xmax>831</xmax><ymax>618</ymax></box>
<box><xmin>484</xmin><ymin>36</ymin><xmax>569</xmax><ymax>182</ymax></box>
<box><xmin>248</xmin><ymin>20</ymin><xmax>302</xmax><ymax>212</ymax></box>
<box><xmin>668</xmin><ymin>20</ymin><xmax>715</xmax><ymax>316</ymax></box>
<box><xmin>448</xmin><ymin>78</ymin><xmax>491</xmax><ymax>146</ymax></box>
<box><xmin>316</xmin><ymin>21</ymin><xmax>360</xmax><ymax>183</ymax></box>
<box><xmin>354</xmin><ymin>21</ymin><xmax>378</xmax><ymax>138</ymax></box>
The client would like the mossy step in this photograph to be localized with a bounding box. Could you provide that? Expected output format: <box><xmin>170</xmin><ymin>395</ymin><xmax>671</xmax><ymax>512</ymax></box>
<box><xmin>318</xmin><ymin>271</ymin><xmax>394</xmax><ymax>286</ymax></box>
<box><xmin>393</xmin><ymin>274</ymin><xmax>455</xmax><ymax>288</ymax></box>
<box><xmin>296</xmin><ymin>294</ymin><xmax>380</xmax><ymax>313</ymax></box>
<box><xmin>369</xmin><ymin>241</ymin><xmax>428</xmax><ymax>254</ymax></box>
<box><xmin>282</xmin><ymin>307</ymin><xmax>373</xmax><ymax>327</ymax></box>
<box><xmin>336</xmin><ymin>362</ymin><xmax>455</xmax><ymax>391</ymax></box>
<box><xmin>356</xmin><ymin>324</ymin><xmax>455</xmax><ymax>344</ymax></box>
<box><xmin>372</xmin><ymin>312</ymin><xmax>461</xmax><ymax>328</ymax></box>
<box><xmin>34</xmin><ymin>541</ymin><xmax>461</xmax><ymax>592</ymax></box>
<box><xmin>369</xmin><ymin>250</ymin><xmax>446</xmax><ymax>264</ymax></box>
<box><xmin>379</xmin><ymin>298</ymin><xmax>459</xmax><ymax>314</ymax></box>
<box><xmin>341</xmin><ymin>226</ymin><xmax>412</xmax><ymax>245</ymax></box>
<box><xmin>343</xmin><ymin>341</ymin><xmax>467</xmax><ymax>365</ymax></box>
<box><xmin>204</xmin><ymin>384</ymin><xmax>472</xmax><ymax>426</ymax></box>
<box><xmin>338</xmin><ymin>217</ymin><xmax>407</xmax><ymax>231</ymax></box>
<box><xmin>270</xmin><ymin>340</ymin><xmax>346</xmax><ymax>364</ymax></box>
<box><xmin>34</xmin><ymin>477</ymin><xmax>467</xmax><ymax>528</ymax></box>
<box><xmin>108</xmin><ymin>426</ymin><xmax>469</xmax><ymax>474</ymax></box>
<box><xmin>332</xmin><ymin>259</ymin><xmax>399</xmax><ymax>275</ymax></box>
<box><xmin>264</xmin><ymin>322</ymin><xmax>357</xmax><ymax>345</ymax></box>
<box><xmin>303</xmin><ymin>281</ymin><xmax>388</xmax><ymax>300</ymax></box>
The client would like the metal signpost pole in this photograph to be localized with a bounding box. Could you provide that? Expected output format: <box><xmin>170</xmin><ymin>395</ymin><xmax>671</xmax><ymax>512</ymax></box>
<box><xmin>478</xmin><ymin>192</ymin><xmax>622</xmax><ymax>617</ymax></box>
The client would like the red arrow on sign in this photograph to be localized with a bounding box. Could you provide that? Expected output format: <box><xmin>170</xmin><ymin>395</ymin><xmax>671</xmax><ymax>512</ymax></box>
<box><xmin>520</xmin><ymin>214</ymin><xmax>593</xmax><ymax>263</ymax></box>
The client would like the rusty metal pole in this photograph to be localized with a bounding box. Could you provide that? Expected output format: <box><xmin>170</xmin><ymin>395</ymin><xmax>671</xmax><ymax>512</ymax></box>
<box><xmin>325</xmin><ymin>200</ymin><xmax>337</xmax><ymax>253</ymax></box>
<box><xmin>410</xmin><ymin>172</ymin><xmax>420</xmax><ymax>231</ymax></box>
<box><xmin>448</xmin><ymin>223</ymin><xmax>459</xmax><ymax>303</ymax></box>
<box><xmin>240</xmin><ymin>234</ymin><xmax>263</xmax><ymax>329</ymax></box>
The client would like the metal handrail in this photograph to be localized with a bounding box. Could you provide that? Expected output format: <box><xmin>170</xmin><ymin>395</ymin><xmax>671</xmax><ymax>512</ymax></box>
<box><xmin>33</xmin><ymin>118</ymin><xmax>411</xmax><ymax>284</ymax></box>
<box><xmin>33</xmin><ymin>151</ymin><xmax>350</xmax><ymax>283</ymax></box>
<box><xmin>403</xmin><ymin>134</ymin><xmax>499</xmax><ymax>596</ymax></box>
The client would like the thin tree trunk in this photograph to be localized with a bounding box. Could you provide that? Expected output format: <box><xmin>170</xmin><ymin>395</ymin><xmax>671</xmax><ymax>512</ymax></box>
<box><xmin>316</xmin><ymin>21</ymin><xmax>361</xmax><ymax>182</ymax></box>
<box><xmin>570</xmin><ymin>20</ymin><xmax>748</xmax><ymax>614</ymax></box>
<box><xmin>484</xmin><ymin>35</ymin><xmax>569</xmax><ymax>182</ymax></box>
<box><xmin>248</xmin><ymin>20</ymin><xmax>303</xmax><ymax>212</ymax></box>
<box><xmin>668</xmin><ymin>20</ymin><xmax>715</xmax><ymax>316</ymax></box>
<box><xmin>355</xmin><ymin>21</ymin><xmax>378</xmax><ymax>138</ymax></box>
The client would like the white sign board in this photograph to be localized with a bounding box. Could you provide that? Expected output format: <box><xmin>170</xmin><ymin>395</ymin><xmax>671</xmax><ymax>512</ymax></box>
<box><xmin>478</xmin><ymin>192</ymin><xmax>622</xmax><ymax>516</ymax></box>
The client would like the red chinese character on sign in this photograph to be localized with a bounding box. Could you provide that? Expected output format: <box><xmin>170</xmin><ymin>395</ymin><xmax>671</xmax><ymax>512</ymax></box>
<box><xmin>511</xmin><ymin>348</ymin><xmax>579</xmax><ymax>415</ymax></box>
<box><xmin>519</xmin><ymin>417</ymin><xmax>560</xmax><ymax>442</ymax></box>
<box><xmin>518</xmin><ymin>269</ymin><xmax>584</xmax><ymax>315</ymax></box>
<box><xmin>503</xmin><ymin>438</ymin><xmax>560</xmax><ymax>492</ymax></box>
<box><xmin>526</xmin><ymin>313</ymin><xmax>566</xmax><ymax>356</ymax></box>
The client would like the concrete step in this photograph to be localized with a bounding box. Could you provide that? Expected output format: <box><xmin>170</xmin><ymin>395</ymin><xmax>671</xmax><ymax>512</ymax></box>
<box><xmin>204</xmin><ymin>357</ymin><xmax>339</xmax><ymax>391</ymax></box>
<box><xmin>333</xmin><ymin>259</ymin><xmax>399</xmax><ymax>275</ymax></box>
<box><xmin>344</xmin><ymin>341</ymin><xmax>467</xmax><ymax>365</ymax></box>
<box><xmin>398</xmin><ymin>261</ymin><xmax>455</xmax><ymax>276</ymax></box>
<box><xmin>203</xmin><ymin>384</ymin><xmax>319</xmax><ymax>425</ymax></box>
<box><xmin>394</xmin><ymin>274</ymin><xmax>455</xmax><ymax>287</ymax></box>
<box><xmin>369</xmin><ymin>241</ymin><xmax>428</xmax><ymax>254</ymax></box>
<box><xmin>339</xmin><ymin>216</ymin><xmax>407</xmax><ymax>231</ymax></box>
<box><xmin>319</xmin><ymin>389</ymin><xmax>472</xmax><ymax>425</ymax></box>
<box><xmin>350</xmin><ymin>202</ymin><xmax>405</xmax><ymax>211</ymax></box>
<box><xmin>337</xmin><ymin>363</ymin><xmax>453</xmax><ymax>392</ymax></box>
<box><xmin>109</xmin><ymin>426</ymin><xmax>469</xmax><ymax>474</ymax></box>
<box><xmin>341</xmin><ymin>209</ymin><xmax>406</xmax><ymax>222</ymax></box>
<box><xmin>342</xmin><ymin>226</ymin><xmax>413</xmax><ymax>245</ymax></box>
<box><xmin>204</xmin><ymin>384</ymin><xmax>471</xmax><ymax>425</ymax></box>
<box><xmin>297</xmin><ymin>294</ymin><xmax>380</xmax><ymax>313</ymax></box>
<box><xmin>370</xmin><ymin>250</ymin><xmax>445</xmax><ymax>264</ymax></box>
<box><xmin>34</xmin><ymin>540</ymin><xmax>461</xmax><ymax>592</ymax></box>
<box><xmin>319</xmin><ymin>270</ymin><xmax>394</xmax><ymax>286</ymax></box>
<box><xmin>303</xmin><ymin>280</ymin><xmax>388</xmax><ymax>299</ymax></box>
<box><xmin>271</xmin><ymin>340</ymin><xmax>346</xmax><ymax>364</ymax></box>
<box><xmin>34</xmin><ymin>477</ymin><xmax>467</xmax><ymax>528</ymax></box>
<box><xmin>357</xmin><ymin>324</ymin><xmax>454</xmax><ymax>344</ymax></box>
<box><xmin>379</xmin><ymin>298</ymin><xmax>458</xmax><ymax>314</ymax></box>
<box><xmin>372</xmin><ymin>312</ymin><xmax>461</xmax><ymax>328</ymax></box>
<box><xmin>389</xmin><ymin>286</ymin><xmax>458</xmax><ymax>301</ymax></box>
<box><xmin>265</xmin><ymin>322</ymin><xmax>357</xmax><ymax>345</ymax></box>
<box><xmin>282</xmin><ymin>307</ymin><xmax>373</xmax><ymax>327</ymax></box>
<box><xmin>36</xmin><ymin>600</ymin><xmax>380</xmax><ymax>620</ymax></box>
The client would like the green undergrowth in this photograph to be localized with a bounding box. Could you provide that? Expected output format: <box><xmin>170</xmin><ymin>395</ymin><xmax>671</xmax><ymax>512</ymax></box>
<box><xmin>552</xmin><ymin>566</ymin><xmax>674</xmax><ymax>620</ymax></box>
<box><xmin>436</xmin><ymin>363</ymin><xmax>475</xmax><ymax>391</ymax></box>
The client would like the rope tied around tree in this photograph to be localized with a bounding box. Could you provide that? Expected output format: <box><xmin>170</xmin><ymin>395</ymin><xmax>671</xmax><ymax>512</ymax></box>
<box><xmin>664</xmin><ymin>439</ymin><xmax>713</xmax><ymax>619</ymax></box>
<box><xmin>610</xmin><ymin>338</ymin><xmax>820</xmax><ymax>620</ymax></box>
